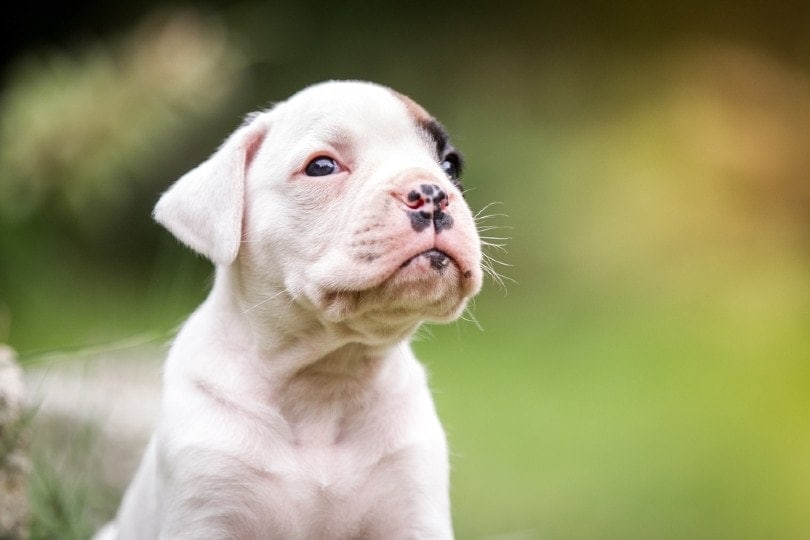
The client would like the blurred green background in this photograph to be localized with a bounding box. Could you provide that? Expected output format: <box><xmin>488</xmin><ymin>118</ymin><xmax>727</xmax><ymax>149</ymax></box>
<box><xmin>2</xmin><ymin>1</ymin><xmax>809</xmax><ymax>538</ymax></box>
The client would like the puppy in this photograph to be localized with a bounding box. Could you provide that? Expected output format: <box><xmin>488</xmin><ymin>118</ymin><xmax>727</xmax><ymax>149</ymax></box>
<box><xmin>99</xmin><ymin>80</ymin><xmax>482</xmax><ymax>539</ymax></box>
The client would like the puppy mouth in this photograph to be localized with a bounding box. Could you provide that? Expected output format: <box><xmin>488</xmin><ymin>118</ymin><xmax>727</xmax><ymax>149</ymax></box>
<box><xmin>399</xmin><ymin>249</ymin><xmax>452</xmax><ymax>273</ymax></box>
<box><xmin>311</xmin><ymin>246</ymin><xmax>477</xmax><ymax>327</ymax></box>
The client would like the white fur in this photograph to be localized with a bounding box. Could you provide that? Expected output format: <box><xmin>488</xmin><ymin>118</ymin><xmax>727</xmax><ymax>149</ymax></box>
<box><xmin>100</xmin><ymin>81</ymin><xmax>482</xmax><ymax>539</ymax></box>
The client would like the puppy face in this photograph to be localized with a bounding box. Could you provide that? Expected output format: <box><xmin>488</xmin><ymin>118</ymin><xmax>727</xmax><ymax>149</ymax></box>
<box><xmin>155</xmin><ymin>81</ymin><xmax>482</xmax><ymax>340</ymax></box>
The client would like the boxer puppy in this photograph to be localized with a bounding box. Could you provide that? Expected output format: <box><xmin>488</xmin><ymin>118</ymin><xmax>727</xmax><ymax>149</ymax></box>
<box><xmin>98</xmin><ymin>80</ymin><xmax>482</xmax><ymax>539</ymax></box>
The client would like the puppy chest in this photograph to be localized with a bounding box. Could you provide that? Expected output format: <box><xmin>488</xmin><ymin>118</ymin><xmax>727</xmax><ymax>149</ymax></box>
<box><xmin>246</xmin><ymin>445</ymin><xmax>419</xmax><ymax>537</ymax></box>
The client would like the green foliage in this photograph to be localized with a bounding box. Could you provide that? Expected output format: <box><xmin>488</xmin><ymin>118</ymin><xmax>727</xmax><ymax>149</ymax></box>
<box><xmin>0</xmin><ymin>10</ymin><xmax>244</xmax><ymax>229</ymax></box>
<box><xmin>28</xmin><ymin>457</ymin><xmax>96</xmax><ymax>540</ymax></box>
<box><xmin>27</xmin><ymin>418</ymin><xmax>118</xmax><ymax>540</ymax></box>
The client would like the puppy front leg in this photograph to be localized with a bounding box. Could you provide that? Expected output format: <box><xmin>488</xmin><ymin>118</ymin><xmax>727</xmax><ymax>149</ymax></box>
<box><xmin>112</xmin><ymin>437</ymin><xmax>162</xmax><ymax>540</ymax></box>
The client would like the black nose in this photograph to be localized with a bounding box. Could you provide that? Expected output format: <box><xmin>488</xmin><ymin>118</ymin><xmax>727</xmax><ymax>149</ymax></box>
<box><xmin>404</xmin><ymin>184</ymin><xmax>453</xmax><ymax>233</ymax></box>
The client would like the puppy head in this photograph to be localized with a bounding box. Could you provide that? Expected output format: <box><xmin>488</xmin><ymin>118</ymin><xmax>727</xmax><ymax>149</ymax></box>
<box><xmin>155</xmin><ymin>81</ymin><xmax>482</xmax><ymax>339</ymax></box>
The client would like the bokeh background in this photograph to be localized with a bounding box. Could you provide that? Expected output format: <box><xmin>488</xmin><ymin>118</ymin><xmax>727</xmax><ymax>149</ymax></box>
<box><xmin>2</xmin><ymin>1</ymin><xmax>809</xmax><ymax>538</ymax></box>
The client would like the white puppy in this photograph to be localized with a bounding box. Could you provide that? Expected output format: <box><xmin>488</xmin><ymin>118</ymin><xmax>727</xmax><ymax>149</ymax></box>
<box><xmin>99</xmin><ymin>80</ymin><xmax>482</xmax><ymax>539</ymax></box>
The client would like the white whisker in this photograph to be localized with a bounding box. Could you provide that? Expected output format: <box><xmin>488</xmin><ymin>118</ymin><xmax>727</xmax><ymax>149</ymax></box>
<box><xmin>482</xmin><ymin>251</ymin><xmax>514</xmax><ymax>268</ymax></box>
<box><xmin>481</xmin><ymin>238</ymin><xmax>509</xmax><ymax>246</ymax></box>
<box><xmin>474</xmin><ymin>212</ymin><xmax>509</xmax><ymax>221</ymax></box>
<box><xmin>243</xmin><ymin>290</ymin><xmax>287</xmax><ymax>314</ymax></box>
<box><xmin>476</xmin><ymin>225</ymin><xmax>511</xmax><ymax>233</ymax></box>
<box><xmin>473</xmin><ymin>201</ymin><xmax>504</xmax><ymax>219</ymax></box>
<box><xmin>482</xmin><ymin>244</ymin><xmax>509</xmax><ymax>254</ymax></box>
<box><xmin>412</xmin><ymin>324</ymin><xmax>435</xmax><ymax>343</ymax></box>
<box><xmin>472</xmin><ymin>201</ymin><xmax>514</xmax><ymax>292</ymax></box>
<box><xmin>460</xmin><ymin>305</ymin><xmax>484</xmax><ymax>332</ymax></box>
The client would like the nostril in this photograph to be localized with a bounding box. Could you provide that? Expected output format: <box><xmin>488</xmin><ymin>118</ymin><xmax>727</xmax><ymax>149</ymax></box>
<box><xmin>405</xmin><ymin>190</ymin><xmax>425</xmax><ymax>209</ymax></box>
<box><xmin>432</xmin><ymin>190</ymin><xmax>448</xmax><ymax>210</ymax></box>
<box><xmin>398</xmin><ymin>184</ymin><xmax>450</xmax><ymax>211</ymax></box>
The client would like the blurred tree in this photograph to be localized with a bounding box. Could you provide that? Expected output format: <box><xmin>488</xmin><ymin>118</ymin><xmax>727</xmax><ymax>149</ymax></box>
<box><xmin>0</xmin><ymin>9</ymin><xmax>245</xmax><ymax>242</ymax></box>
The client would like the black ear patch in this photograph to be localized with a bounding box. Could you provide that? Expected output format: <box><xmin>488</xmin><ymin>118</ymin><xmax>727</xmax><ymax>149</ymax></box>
<box><xmin>420</xmin><ymin>119</ymin><xmax>450</xmax><ymax>158</ymax></box>
<box><xmin>419</xmin><ymin>119</ymin><xmax>464</xmax><ymax>187</ymax></box>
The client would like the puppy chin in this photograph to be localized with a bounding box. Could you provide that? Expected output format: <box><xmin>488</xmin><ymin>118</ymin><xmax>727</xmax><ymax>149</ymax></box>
<box><xmin>382</xmin><ymin>250</ymin><xmax>467</xmax><ymax>312</ymax></box>
<box><xmin>311</xmin><ymin>253</ymin><xmax>472</xmax><ymax>331</ymax></box>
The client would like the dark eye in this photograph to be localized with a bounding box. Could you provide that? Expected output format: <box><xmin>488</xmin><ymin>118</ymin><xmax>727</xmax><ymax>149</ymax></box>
<box><xmin>440</xmin><ymin>153</ymin><xmax>462</xmax><ymax>182</ymax></box>
<box><xmin>305</xmin><ymin>156</ymin><xmax>343</xmax><ymax>177</ymax></box>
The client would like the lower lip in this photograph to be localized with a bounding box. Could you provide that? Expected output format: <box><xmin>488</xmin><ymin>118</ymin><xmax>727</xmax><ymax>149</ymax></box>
<box><xmin>401</xmin><ymin>249</ymin><xmax>451</xmax><ymax>271</ymax></box>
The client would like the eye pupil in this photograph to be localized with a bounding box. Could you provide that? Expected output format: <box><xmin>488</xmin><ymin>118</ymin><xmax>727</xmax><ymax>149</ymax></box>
<box><xmin>441</xmin><ymin>156</ymin><xmax>461</xmax><ymax>181</ymax></box>
<box><xmin>441</xmin><ymin>160</ymin><xmax>457</xmax><ymax>178</ymax></box>
<box><xmin>305</xmin><ymin>157</ymin><xmax>338</xmax><ymax>176</ymax></box>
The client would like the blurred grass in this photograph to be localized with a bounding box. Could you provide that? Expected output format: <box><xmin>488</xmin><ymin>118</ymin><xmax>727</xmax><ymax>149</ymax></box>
<box><xmin>411</xmin><ymin>41</ymin><xmax>810</xmax><ymax>537</ymax></box>
<box><xmin>0</xmin><ymin>224</ymin><xmax>210</xmax><ymax>356</ymax></box>
<box><xmin>416</xmin><ymin>289</ymin><xmax>810</xmax><ymax>538</ymax></box>
<box><xmin>27</xmin><ymin>416</ymin><xmax>119</xmax><ymax>540</ymax></box>
<box><xmin>1</xmin><ymin>2</ymin><xmax>809</xmax><ymax>538</ymax></box>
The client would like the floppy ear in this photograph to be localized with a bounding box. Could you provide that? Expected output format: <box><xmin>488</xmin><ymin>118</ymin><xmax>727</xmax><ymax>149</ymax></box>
<box><xmin>153</xmin><ymin>116</ymin><xmax>268</xmax><ymax>266</ymax></box>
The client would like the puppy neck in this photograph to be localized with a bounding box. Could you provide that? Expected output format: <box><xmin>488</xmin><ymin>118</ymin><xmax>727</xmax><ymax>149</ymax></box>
<box><xmin>205</xmin><ymin>266</ymin><xmax>420</xmax><ymax>377</ymax></box>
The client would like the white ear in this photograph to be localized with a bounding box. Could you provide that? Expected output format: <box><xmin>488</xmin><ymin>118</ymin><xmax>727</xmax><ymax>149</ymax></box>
<box><xmin>153</xmin><ymin>117</ymin><xmax>268</xmax><ymax>266</ymax></box>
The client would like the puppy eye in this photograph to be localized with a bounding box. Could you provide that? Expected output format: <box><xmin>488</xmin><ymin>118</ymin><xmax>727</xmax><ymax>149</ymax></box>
<box><xmin>440</xmin><ymin>153</ymin><xmax>462</xmax><ymax>182</ymax></box>
<box><xmin>305</xmin><ymin>156</ymin><xmax>343</xmax><ymax>177</ymax></box>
